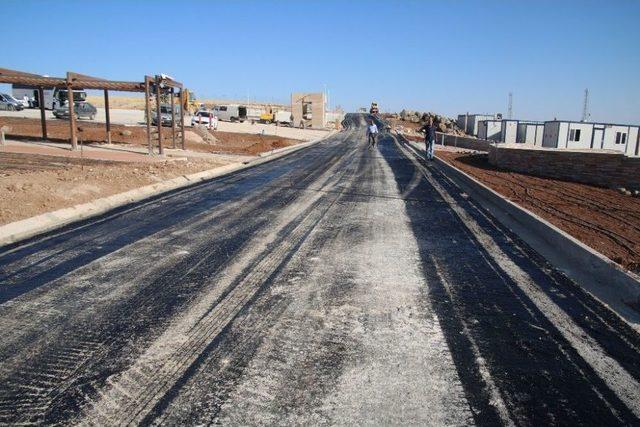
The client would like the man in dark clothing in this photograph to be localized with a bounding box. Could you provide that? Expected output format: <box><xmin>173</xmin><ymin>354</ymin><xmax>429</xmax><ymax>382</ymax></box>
<box><xmin>419</xmin><ymin>117</ymin><xmax>437</xmax><ymax>160</ymax></box>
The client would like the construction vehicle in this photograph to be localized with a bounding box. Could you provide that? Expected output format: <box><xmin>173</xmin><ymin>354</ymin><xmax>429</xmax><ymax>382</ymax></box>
<box><xmin>370</xmin><ymin>102</ymin><xmax>379</xmax><ymax>115</ymax></box>
<box><xmin>182</xmin><ymin>88</ymin><xmax>199</xmax><ymax>115</ymax></box>
<box><xmin>259</xmin><ymin>110</ymin><xmax>293</xmax><ymax>126</ymax></box>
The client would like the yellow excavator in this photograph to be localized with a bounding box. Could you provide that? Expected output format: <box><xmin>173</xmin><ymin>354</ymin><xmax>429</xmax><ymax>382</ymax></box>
<box><xmin>182</xmin><ymin>89</ymin><xmax>199</xmax><ymax>114</ymax></box>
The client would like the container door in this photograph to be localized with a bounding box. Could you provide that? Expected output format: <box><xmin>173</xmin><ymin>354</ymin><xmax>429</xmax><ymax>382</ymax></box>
<box><xmin>591</xmin><ymin>128</ymin><xmax>604</xmax><ymax>149</ymax></box>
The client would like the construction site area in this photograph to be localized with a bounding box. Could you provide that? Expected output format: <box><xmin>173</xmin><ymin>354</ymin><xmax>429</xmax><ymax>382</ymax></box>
<box><xmin>0</xmin><ymin>67</ymin><xmax>338</xmax><ymax>227</ymax></box>
<box><xmin>2</xmin><ymin>1</ymin><xmax>640</xmax><ymax>424</ymax></box>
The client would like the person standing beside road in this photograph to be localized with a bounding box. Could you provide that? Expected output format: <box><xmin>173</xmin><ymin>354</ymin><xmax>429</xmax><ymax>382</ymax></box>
<box><xmin>367</xmin><ymin>120</ymin><xmax>379</xmax><ymax>149</ymax></box>
<box><xmin>419</xmin><ymin>117</ymin><xmax>436</xmax><ymax>160</ymax></box>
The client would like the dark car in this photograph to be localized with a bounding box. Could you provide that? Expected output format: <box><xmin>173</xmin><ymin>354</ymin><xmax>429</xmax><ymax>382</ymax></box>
<box><xmin>0</xmin><ymin>93</ymin><xmax>24</xmax><ymax>111</ymax></box>
<box><xmin>151</xmin><ymin>104</ymin><xmax>180</xmax><ymax>127</ymax></box>
<box><xmin>53</xmin><ymin>101</ymin><xmax>97</xmax><ymax>120</ymax></box>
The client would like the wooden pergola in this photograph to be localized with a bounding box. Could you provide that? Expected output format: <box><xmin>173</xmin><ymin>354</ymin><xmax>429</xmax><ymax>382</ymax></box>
<box><xmin>0</xmin><ymin>67</ymin><xmax>186</xmax><ymax>154</ymax></box>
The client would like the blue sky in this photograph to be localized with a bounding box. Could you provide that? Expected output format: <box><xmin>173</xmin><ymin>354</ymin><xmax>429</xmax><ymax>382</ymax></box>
<box><xmin>2</xmin><ymin>0</ymin><xmax>639</xmax><ymax>123</ymax></box>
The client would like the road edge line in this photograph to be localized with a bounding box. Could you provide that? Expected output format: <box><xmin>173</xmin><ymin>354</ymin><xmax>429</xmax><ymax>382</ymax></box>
<box><xmin>0</xmin><ymin>131</ymin><xmax>337</xmax><ymax>248</ymax></box>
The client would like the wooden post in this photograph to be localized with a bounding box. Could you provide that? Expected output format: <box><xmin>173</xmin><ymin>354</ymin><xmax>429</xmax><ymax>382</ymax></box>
<box><xmin>170</xmin><ymin>87</ymin><xmax>176</xmax><ymax>149</ymax></box>
<box><xmin>104</xmin><ymin>89</ymin><xmax>111</xmax><ymax>144</ymax></box>
<box><xmin>66</xmin><ymin>77</ymin><xmax>78</xmax><ymax>150</ymax></box>
<box><xmin>38</xmin><ymin>87</ymin><xmax>47</xmax><ymax>140</ymax></box>
<box><xmin>155</xmin><ymin>77</ymin><xmax>163</xmax><ymax>156</ymax></box>
<box><xmin>145</xmin><ymin>77</ymin><xmax>152</xmax><ymax>155</ymax></box>
<box><xmin>179</xmin><ymin>89</ymin><xmax>186</xmax><ymax>150</ymax></box>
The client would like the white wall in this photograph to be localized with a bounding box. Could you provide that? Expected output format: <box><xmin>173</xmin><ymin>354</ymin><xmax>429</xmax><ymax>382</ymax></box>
<box><xmin>478</xmin><ymin>120</ymin><xmax>502</xmax><ymax>141</ymax></box>
<box><xmin>628</xmin><ymin>127</ymin><xmax>640</xmax><ymax>156</ymax></box>
<box><xmin>517</xmin><ymin>123</ymin><xmax>544</xmax><ymax>145</ymax></box>
<box><xmin>501</xmin><ymin>120</ymin><xmax>518</xmax><ymax>143</ymax></box>
<box><xmin>564</xmin><ymin>122</ymin><xmax>594</xmax><ymax>149</ymax></box>
<box><xmin>534</xmin><ymin>124</ymin><xmax>544</xmax><ymax>146</ymax></box>
<box><xmin>600</xmin><ymin>125</ymin><xmax>638</xmax><ymax>154</ymax></box>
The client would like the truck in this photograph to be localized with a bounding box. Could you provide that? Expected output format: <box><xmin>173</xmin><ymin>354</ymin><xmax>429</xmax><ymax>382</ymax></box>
<box><xmin>212</xmin><ymin>104</ymin><xmax>247</xmax><ymax>122</ymax></box>
<box><xmin>12</xmin><ymin>84</ymin><xmax>88</xmax><ymax>110</ymax></box>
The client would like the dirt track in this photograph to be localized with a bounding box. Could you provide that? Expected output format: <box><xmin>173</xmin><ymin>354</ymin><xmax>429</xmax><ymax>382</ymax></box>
<box><xmin>438</xmin><ymin>150</ymin><xmax>640</xmax><ymax>274</ymax></box>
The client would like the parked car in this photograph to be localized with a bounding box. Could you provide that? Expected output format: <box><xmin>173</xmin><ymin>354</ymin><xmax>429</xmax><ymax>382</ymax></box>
<box><xmin>53</xmin><ymin>101</ymin><xmax>97</xmax><ymax>120</ymax></box>
<box><xmin>151</xmin><ymin>104</ymin><xmax>180</xmax><ymax>127</ymax></box>
<box><xmin>0</xmin><ymin>93</ymin><xmax>24</xmax><ymax>111</ymax></box>
<box><xmin>191</xmin><ymin>110</ymin><xmax>214</xmax><ymax>126</ymax></box>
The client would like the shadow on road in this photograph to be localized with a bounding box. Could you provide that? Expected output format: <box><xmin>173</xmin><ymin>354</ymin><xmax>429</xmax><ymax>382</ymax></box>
<box><xmin>378</xmin><ymin>133</ymin><xmax>640</xmax><ymax>425</ymax></box>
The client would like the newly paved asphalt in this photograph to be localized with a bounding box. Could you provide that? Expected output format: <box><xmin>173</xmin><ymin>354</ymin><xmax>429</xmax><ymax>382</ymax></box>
<box><xmin>1</xmin><ymin>114</ymin><xmax>639</xmax><ymax>425</ymax></box>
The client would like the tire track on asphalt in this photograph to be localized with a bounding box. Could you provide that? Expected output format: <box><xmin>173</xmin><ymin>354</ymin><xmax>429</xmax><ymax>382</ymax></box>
<box><xmin>395</xmin><ymin>136</ymin><xmax>640</xmax><ymax>420</ymax></box>
<box><xmin>77</xmin><ymin>139</ymin><xmax>358</xmax><ymax>425</ymax></box>
<box><xmin>0</xmin><ymin>132</ymin><xmax>356</xmax><ymax>424</ymax></box>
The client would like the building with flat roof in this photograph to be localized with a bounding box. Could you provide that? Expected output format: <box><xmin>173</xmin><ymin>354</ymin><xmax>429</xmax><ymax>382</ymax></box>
<box><xmin>542</xmin><ymin>120</ymin><xmax>639</xmax><ymax>156</ymax></box>
<box><xmin>291</xmin><ymin>92</ymin><xmax>326</xmax><ymax>129</ymax></box>
<box><xmin>457</xmin><ymin>113</ymin><xmax>498</xmax><ymax>136</ymax></box>
<box><xmin>477</xmin><ymin>119</ymin><xmax>544</xmax><ymax>145</ymax></box>
<box><xmin>477</xmin><ymin>120</ymin><xmax>502</xmax><ymax>141</ymax></box>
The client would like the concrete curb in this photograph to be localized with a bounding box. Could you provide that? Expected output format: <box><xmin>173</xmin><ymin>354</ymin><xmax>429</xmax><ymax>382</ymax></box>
<box><xmin>0</xmin><ymin>132</ymin><xmax>334</xmax><ymax>248</ymax></box>
<box><xmin>404</xmin><ymin>139</ymin><xmax>640</xmax><ymax>327</ymax></box>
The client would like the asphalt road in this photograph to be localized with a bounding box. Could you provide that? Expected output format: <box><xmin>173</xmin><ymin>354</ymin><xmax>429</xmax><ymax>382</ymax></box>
<box><xmin>1</xmin><ymin>114</ymin><xmax>640</xmax><ymax>425</ymax></box>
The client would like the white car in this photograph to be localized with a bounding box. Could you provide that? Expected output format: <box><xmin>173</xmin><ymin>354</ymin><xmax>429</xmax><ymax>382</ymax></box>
<box><xmin>191</xmin><ymin>110</ymin><xmax>218</xmax><ymax>129</ymax></box>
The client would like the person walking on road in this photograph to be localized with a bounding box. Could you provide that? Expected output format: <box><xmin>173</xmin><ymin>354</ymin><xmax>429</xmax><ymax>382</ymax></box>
<box><xmin>367</xmin><ymin>120</ymin><xmax>379</xmax><ymax>149</ymax></box>
<box><xmin>419</xmin><ymin>117</ymin><xmax>436</xmax><ymax>160</ymax></box>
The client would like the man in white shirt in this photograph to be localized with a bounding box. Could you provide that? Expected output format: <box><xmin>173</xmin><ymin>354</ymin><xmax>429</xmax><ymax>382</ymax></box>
<box><xmin>367</xmin><ymin>120</ymin><xmax>379</xmax><ymax>149</ymax></box>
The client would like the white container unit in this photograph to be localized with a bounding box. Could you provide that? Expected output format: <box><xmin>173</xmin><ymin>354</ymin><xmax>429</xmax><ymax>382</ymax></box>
<box><xmin>457</xmin><ymin>113</ymin><xmax>496</xmax><ymax>136</ymax></box>
<box><xmin>500</xmin><ymin>120</ymin><xmax>519</xmax><ymax>144</ymax></box>
<box><xmin>516</xmin><ymin>122</ymin><xmax>544</xmax><ymax>145</ymax></box>
<box><xmin>542</xmin><ymin>120</ymin><xmax>639</xmax><ymax>155</ymax></box>
<box><xmin>477</xmin><ymin>120</ymin><xmax>502</xmax><ymax>141</ymax></box>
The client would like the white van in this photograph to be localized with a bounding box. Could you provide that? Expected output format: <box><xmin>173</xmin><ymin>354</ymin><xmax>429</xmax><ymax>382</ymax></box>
<box><xmin>212</xmin><ymin>105</ymin><xmax>247</xmax><ymax>122</ymax></box>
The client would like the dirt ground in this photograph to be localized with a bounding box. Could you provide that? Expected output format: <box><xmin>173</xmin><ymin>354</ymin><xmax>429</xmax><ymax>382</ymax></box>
<box><xmin>438</xmin><ymin>150</ymin><xmax>640</xmax><ymax>274</ymax></box>
<box><xmin>0</xmin><ymin>152</ymin><xmax>228</xmax><ymax>226</ymax></box>
<box><xmin>0</xmin><ymin>117</ymin><xmax>301</xmax><ymax>156</ymax></box>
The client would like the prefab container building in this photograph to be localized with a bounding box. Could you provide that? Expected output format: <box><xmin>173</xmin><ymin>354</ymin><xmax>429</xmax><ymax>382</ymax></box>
<box><xmin>457</xmin><ymin>113</ymin><xmax>496</xmax><ymax>136</ymax></box>
<box><xmin>500</xmin><ymin>120</ymin><xmax>519</xmax><ymax>144</ymax></box>
<box><xmin>542</xmin><ymin>120</ymin><xmax>640</xmax><ymax>156</ymax></box>
<box><xmin>477</xmin><ymin>120</ymin><xmax>502</xmax><ymax>141</ymax></box>
<box><xmin>516</xmin><ymin>121</ymin><xmax>544</xmax><ymax>145</ymax></box>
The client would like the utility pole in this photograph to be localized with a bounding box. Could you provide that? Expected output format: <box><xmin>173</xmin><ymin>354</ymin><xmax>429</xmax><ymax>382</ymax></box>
<box><xmin>508</xmin><ymin>92</ymin><xmax>513</xmax><ymax>119</ymax></box>
<box><xmin>581</xmin><ymin>88</ymin><xmax>590</xmax><ymax>122</ymax></box>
